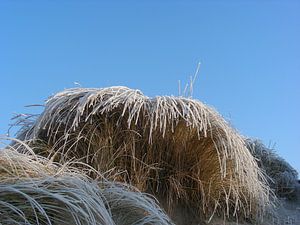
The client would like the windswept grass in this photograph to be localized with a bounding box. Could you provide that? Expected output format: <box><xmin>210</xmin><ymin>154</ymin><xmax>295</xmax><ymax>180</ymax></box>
<box><xmin>0</xmin><ymin>140</ymin><xmax>174</xmax><ymax>225</ymax></box>
<box><xmin>246</xmin><ymin>139</ymin><xmax>298</xmax><ymax>200</ymax></box>
<box><xmin>13</xmin><ymin>86</ymin><xmax>273</xmax><ymax>222</ymax></box>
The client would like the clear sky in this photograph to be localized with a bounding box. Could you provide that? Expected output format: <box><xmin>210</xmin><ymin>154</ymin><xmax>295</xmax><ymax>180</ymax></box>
<box><xmin>0</xmin><ymin>1</ymin><xmax>299</xmax><ymax>174</ymax></box>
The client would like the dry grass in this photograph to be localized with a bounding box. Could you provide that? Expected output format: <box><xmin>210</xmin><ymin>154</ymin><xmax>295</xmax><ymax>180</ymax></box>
<box><xmin>246</xmin><ymin>139</ymin><xmax>298</xmax><ymax>200</ymax></box>
<box><xmin>0</xmin><ymin>140</ymin><xmax>174</xmax><ymax>225</ymax></box>
<box><xmin>13</xmin><ymin>86</ymin><xmax>272</xmax><ymax>222</ymax></box>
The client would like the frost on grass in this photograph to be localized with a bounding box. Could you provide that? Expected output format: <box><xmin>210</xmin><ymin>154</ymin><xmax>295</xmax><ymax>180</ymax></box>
<box><xmin>246</xmin><ymin>139</ymin><xmax>298</xmax><ymax>200</ymax></box>
<box><xmin>0</xmin><ymin>141</ymin><xmax>173</xmax><ymax>225</ymax></box>
<box><xmin>13</xmin><ymin>86</ymin><xmax>272</xmax><ymax>222</ymax></box>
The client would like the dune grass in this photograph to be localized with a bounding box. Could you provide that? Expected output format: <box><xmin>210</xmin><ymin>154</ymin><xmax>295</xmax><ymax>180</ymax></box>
<box><xmin>13</xmin><ymin>86</ymin><xmax>273</xmax><ymax>222</ymax></box>
<box><xmin>246</xmin><ymin>139</ymin><xmax>298</xmax><ymax>200</ymax></box>
<box><xmin>0</xmin><ymin>140</ymin><xmax>174</xmax><ymax>225</ymax></box>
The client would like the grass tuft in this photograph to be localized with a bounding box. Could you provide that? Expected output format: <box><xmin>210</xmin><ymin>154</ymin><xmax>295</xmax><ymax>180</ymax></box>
<box><xmin>13</xmin><ymin>86</ymin><xmax>273</xmax><ymax>222</ymax></box>
<box><xmin>0</xmin><ymin>140</ymin><xmax>173</xmax><ymax>225</ymax></box>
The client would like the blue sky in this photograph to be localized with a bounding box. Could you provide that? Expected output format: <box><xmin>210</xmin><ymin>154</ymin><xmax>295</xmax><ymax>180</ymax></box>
<box><xmin>0</xmin><ymin>1</ymin><xmax>299</xmax><ymax>173</ymax></box>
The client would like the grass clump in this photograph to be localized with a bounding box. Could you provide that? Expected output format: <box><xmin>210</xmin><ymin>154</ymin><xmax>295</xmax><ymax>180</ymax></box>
<box><xmin>246</xmin><ymin>139</ymin><xmax>298</xmax><ymax>200</ymax></box>
<box><xmin>0</xmin><ymin>139</ymin><xmax>173</xmax><ymax>225</ymax></box>
<box><xmin>13</xmin><ymin>86</ymin><xmax>273</xmax><ymax>222</ymax></box>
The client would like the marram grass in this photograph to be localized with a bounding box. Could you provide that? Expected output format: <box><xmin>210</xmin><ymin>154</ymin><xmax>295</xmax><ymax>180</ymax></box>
<box><xmin>0</xmin><ymin>140</ymin><xmax>174</xmax><ymax>225</ymax></box>
<box><xmin>13</xmin><ymin>86</ymin><xmax>273</xmax><ymax>222</ymax></box>
<box><xmin>246</xmin><ymin>139</ymin><xmax>298</xmax><ymax>199</ymax></box>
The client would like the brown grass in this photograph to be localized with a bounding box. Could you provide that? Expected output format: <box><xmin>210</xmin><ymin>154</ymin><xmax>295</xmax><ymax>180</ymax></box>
<box><xmin>14</xmin><ymin>86</ymin><xmax>272</xmax><ymax>222</ymax></box>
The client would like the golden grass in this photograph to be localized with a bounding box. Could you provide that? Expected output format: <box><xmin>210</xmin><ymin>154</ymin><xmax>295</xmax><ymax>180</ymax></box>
<box><xmin>14</xmin><ymin>86</ymin><xmax>273</xmax><ymax>222</ymax></box>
